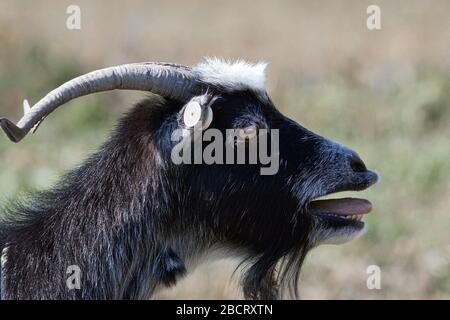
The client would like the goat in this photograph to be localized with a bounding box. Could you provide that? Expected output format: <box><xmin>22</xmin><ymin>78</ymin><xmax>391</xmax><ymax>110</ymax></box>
<box><xmin>0</xmin><ymin>58</ymin><xmax>379</xmax><ymax>300</ymax></box>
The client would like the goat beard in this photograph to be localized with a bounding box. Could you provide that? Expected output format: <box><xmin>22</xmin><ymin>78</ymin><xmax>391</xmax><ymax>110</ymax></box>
<box><xmin>240</xmin><ymin>217</ymin><xmax>313</xmax><ymax>300</ymax></box>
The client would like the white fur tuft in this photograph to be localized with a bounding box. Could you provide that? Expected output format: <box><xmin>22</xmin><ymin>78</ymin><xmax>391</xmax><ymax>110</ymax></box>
<box><xmin>193</xmin><ymin>57</ymin><xmax>268</xmax><ymax>92</ymax></box>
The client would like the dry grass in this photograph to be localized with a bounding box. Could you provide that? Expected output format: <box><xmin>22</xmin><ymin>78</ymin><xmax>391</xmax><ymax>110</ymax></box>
<box><xmin>0</xmin><ymin>0</ymin><xmax>449</xmax><ymax>299</ymax></box>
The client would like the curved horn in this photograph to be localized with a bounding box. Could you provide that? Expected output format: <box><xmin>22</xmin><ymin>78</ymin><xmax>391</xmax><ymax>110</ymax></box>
<box><xmin>0</xmin><ymin>62</ymin><xmax>198</xmax><ymax>142</ymax></box>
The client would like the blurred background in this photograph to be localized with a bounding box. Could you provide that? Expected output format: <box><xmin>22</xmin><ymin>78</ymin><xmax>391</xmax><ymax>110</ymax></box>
<box><xmin>1</xmin><ymin>0</ymin><xmax>449</xmax><ymax>299</ymax></box>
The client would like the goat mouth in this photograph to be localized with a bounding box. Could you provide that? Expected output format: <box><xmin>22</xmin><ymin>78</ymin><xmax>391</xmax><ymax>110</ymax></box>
<box><xmin>308</xmin><ymin>197</ymin><xmax>371</xmax><ymax>226</ymax></box>
<box><xmin>306</xmin><ymin>170</ymin><xmax>379</xmax><ymax>245</ymax></box>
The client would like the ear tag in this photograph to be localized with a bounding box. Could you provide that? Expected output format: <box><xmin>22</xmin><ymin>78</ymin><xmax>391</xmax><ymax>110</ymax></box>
<box><xmin>183</xmin><ymin>101</ymin><xmax>202</xmax><ymax>128</ymax></box>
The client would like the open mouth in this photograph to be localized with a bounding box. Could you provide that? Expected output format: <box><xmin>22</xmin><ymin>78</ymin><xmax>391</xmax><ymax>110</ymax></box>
<box><xmin>306</xmin><ymin>170</ymin><xmax>379</xmax><ymax>245</ymax></box>
<box><xmin>308</xmin><ymin>197</ymin><xmax>372</xmax><ymax>227</ymax></box>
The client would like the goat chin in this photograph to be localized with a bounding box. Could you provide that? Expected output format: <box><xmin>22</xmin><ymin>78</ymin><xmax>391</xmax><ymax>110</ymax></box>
<box><xmin>312</xmin><ymin>224</ymin><xmax>368</xmax><ymax>246</ymax></box>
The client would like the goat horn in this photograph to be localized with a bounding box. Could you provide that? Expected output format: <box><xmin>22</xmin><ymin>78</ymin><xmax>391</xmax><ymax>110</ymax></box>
<box><xmin>0</xmin><ymin>62</ymin><xmax>198</xmax><ymax>142</ymax></box>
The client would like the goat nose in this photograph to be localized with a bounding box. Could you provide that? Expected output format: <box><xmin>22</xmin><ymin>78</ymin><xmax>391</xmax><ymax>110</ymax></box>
<box><xmin>348</xmin><ymin>151</ymin><xmax>367</xmax><ymax>173</ymax></box>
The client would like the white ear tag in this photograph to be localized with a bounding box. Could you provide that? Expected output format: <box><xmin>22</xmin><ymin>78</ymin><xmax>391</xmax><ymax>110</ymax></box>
<box><xmin>183</xmin><ymin>101</ymin><xmax>202</xmax><ymax>128</ymax></box>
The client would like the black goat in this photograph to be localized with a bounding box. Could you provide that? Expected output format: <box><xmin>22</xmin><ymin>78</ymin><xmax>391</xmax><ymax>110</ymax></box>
<box><xmin>0</xmin><ymin>58</ymin><xmax>378</xmax><ymax>299</ymax></box>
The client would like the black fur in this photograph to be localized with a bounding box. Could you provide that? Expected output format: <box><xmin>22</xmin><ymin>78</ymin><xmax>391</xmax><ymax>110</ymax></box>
<box><xmin>0</xmin><ymin>91</ymin><xmax>372</xmax><ymax>299</ymax></box>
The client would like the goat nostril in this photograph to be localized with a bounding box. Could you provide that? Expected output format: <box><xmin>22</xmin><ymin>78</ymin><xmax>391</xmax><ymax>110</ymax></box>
<box><xmin>349</xmin><ymin>153</ymin><xmax>367</xmax><ymax>173</ymax></box>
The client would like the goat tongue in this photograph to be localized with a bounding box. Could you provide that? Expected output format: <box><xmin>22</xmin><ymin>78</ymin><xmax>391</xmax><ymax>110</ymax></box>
<box><xmin>308</xmin><ymin>198</ymin><xmax>372</xmax><ymax>216</ymax></box>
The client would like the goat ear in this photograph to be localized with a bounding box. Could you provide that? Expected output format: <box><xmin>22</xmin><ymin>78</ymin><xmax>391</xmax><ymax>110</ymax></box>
<box><xmin>200</xmin><ymin>105</ymin><xmax>213</xmax><ymax>130</ymax></box>
<box><xmin>179</xmin><ymin>94</ymin><xmax>216</xmax><ymax>131</ymax></box>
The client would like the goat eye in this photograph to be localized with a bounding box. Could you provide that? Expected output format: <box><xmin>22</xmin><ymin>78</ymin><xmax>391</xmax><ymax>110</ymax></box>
<box><xmin>238</xmin><ymin>125</ymin><xmax>257</xmax><ymax>140</ymax></box>
<box><xmin>183</xmin><ymin>101</ymin><xmax>202</xmax><ymax>128</ymax></box>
